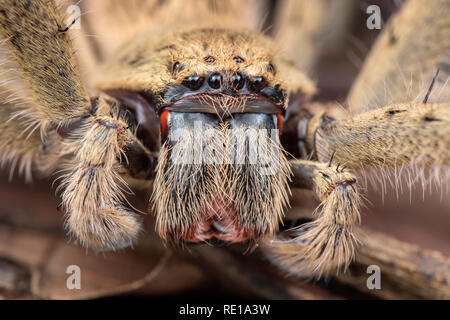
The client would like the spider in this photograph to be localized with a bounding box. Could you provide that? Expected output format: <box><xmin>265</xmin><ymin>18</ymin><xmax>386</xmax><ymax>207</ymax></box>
<box><xmin>0</xmin><ymin>0</ymin><xmax>448</xmax><ymax>278</ymax></box>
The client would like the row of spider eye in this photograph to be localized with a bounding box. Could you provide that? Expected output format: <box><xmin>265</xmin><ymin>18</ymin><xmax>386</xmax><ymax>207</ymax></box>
<box><xmin>181</xmin><ymin>73</ymin><xmax>266</xmax><ymax>92</ymax></box>
<box><xmin>173</xmin><ymin>55</ymin><xmax>272</xmax><ymax>92</ymax></box>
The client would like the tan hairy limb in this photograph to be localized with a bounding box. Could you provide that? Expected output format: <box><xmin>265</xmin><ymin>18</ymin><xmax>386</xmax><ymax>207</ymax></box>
<box><xmin>0</xmin><ymin>0</ymin><xmax>141</xmax><ymax>250</ymax></box>
<box><xmin>313</xmin><ymin>103</ymin><xmax>450</xmax><ymax>169</ymax></box>
<box><xmin>348</xmin><ymin>0</ymin><xmax>450</xmax><ymax>112</ymax></box>
<box><xmin>0</xmin><ymin>0</ymin><xmax>91</xmax><ymax>122</ymax></box>
<box><xmin>0</xmin><ymin>103</ymin><xmax>63</xmax><ymax>181</ymax></box>
<box><xmin>261</xmin><ymin>160</ymin><xmax>361</xmax><ymax>277</ymax></box>
<box><xmin>59</xmin><ymin>97</ymin><xmax>142</xmax><ymax>250</ymax></box>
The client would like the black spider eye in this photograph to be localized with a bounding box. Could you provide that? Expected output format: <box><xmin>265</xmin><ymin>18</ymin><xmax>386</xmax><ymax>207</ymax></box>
<box><xmin>208</xmin><ymin>73</ymin><xmax>222</xmax><ymax>89</ymax></box>
<box><xmin>231</xmin><ymin>73</ymin><xmax>245</xmax><ymax>90</ymax></box>
<box><xmin>233</xmin><ymin>56</ymin><xmax>244</xmax><ymax>63</ymax></box>
<box><xmin>249</xmin><ymin>76</ymin><xmax>266</xmax><ymax>92</ymax></box>
<box><xmin>182</xmin><ymin>75</ymin><xmax>204</xmax><ymax>90</ymax></box>
<box><xmin>205</xmin><ymin>56</ymin><xmax>215</xmax><ymax>63</ymax></box>
<box><xmin>172</xmin><ymin>61</ymin><xmax>181</xmax><ymax>72</ymax></box>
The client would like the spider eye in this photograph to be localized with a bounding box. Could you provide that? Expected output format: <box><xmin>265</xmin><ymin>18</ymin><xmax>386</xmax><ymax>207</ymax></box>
<box><xmin>230</xmin><ymin>73</ymin><xmax>245</xmax><ymax>90</ymax></box>
<box><xmin>208</xmin><ymin>73</ymin><xmax>222</xmax><ymax>89</ymax></box>
<box><xmin>204</xmin><ymin>56</ymin><xmax>215</xmax><ymax>63</ymax></box>
<box><xmin>182</xmin><ymin>75</ymin><xmax>204</xmax><ymax>90</ymax></box>
<box><xmin>233</xmin><ymin>56</ymin><xmax>244</xmax><ymax>63</ymax></box>
<box><xmin>249</xmin><ymin>76</ymin><xmax>266</xmax><ymax>92</ymax></box>
<box><xmin>172</xmin><ymin>61</ymin><xmax>182</xmax><ymax>72</ymax></box>
<box><xmin>159</xmin><ymin>109</ymin><xmax>170</xmax><ymax>139</ymax></box>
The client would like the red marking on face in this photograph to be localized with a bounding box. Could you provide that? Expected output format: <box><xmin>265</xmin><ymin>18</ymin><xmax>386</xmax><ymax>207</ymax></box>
<box><xmin>159</xmin><ymin>109</ymin><xmax>170</xmax><ymax>138</ymax></box>
<box><xmin>276</xmin><ymin>113</ymin><xmax>283</xmax><ymax>133</ymax></box>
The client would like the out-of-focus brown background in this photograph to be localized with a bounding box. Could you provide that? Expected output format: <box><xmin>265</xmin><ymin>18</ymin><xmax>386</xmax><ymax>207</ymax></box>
<box><xmin>0</xmin><ymin>0</ymin><xmax>449</xmax><ymax>299</ymax></box>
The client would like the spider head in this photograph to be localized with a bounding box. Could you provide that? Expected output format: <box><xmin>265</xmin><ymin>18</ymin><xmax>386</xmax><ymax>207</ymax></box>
<box><xmin>95</xmin><ymin>28</ymin><xmax>315</xmax><ymax>245</ymax></box>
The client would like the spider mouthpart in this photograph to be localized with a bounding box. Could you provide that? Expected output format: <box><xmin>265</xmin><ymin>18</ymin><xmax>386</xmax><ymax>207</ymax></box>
<box><xmin>152</xmin><ymin>112</ymin><xmax>291</xmax><ymax>244</ymax></box>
